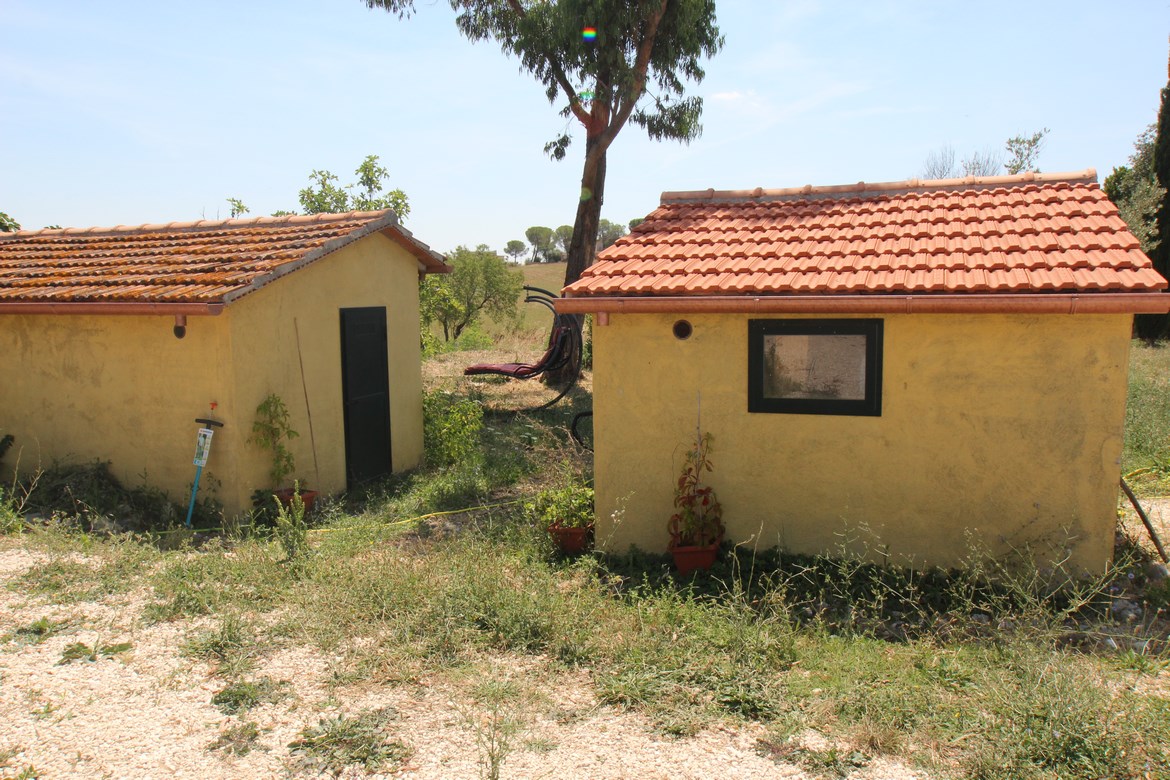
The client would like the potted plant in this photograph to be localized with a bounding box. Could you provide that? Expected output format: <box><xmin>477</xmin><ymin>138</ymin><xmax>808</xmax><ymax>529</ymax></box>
<box><xmin>249</xmin><ymin>393</ymin><xmax>318</xmax><ymax>512</ymax></box>
<box><xmin>667</xmin><ymin>431</ymin><xmax>724</xmax><ymax>575</ymax></box>
<box><xmin>528</xmin><ymin>480</ymin><xmax>595</xmax><ymax>555</ymax></box>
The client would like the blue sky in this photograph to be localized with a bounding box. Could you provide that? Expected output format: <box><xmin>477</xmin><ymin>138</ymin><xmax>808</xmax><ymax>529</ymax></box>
<box><xmin>2</xmin><ymin>1</ymin><xmax>1168</xmax><ymax>255</ymax></box>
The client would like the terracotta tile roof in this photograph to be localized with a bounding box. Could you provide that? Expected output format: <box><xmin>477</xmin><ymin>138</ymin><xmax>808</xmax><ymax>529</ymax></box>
<box><xmin>0</xmin><ymin>210</ymin><xmax>448</xmax><ymax>308</ymax></box>
<box><xmin>564</xmin><ymin>170</ymin><xmax>1166</xmax><ymax>302</ymax></box>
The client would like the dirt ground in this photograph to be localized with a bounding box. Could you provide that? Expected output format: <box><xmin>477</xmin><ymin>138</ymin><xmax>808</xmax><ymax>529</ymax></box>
<box><xmin>0</xmin><ymin>545</ymin><xmax>933</xmax><ymax>780</ymax></box>
<box><xmin>1118</xmin><ymin>495</ymin><xmax>1170</xmax><ymax>564</ymax></box>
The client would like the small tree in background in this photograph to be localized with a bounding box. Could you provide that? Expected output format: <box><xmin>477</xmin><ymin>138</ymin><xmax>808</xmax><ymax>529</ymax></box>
<box><xmin>296</xmin><ymin>155</ymin><xmax>410</xmax><ymax>219</ymax></box>
<box><xmin>1004</xmin><ymin>128</ymin><xmax>1049</xmax><ymax>174</ymax></box>
<box><xmin>227</xmin><ymin>198</ymin><xmax>249</xmax><ymax>218</ymax></box>
<box><xmin>596</xmin><ymin>218</ymin><xmax>626</xmax><ymax>250</ymax></box>
<box><xmin>1105</xmin><ymin>124</ymin><xmax>1164</xmax><ymax>256</ymax></box>
<box><xmin>920</xmin><ymin>129</ymin><xmax>1047</xmax><ymax>180</ymax></box>
<box><xmin>0</xmin><ymin>212</ymin><xmax>20</xmax><ymax>232</ymax></box>
<box><xmin>503</xmin><ymin>239</ymin><xmax>527</xmax><ymax>263</ymax></box>
<box><xmin>554</xmin><ymin>224</ymin><xmax>574</xmax><ymax>256</ymax></box>
<box><xmin>524</xmin><ymin>226</ymin><xmax>555</xmax><ymax>263</ymax></box>
<box><xmin>421</xmin><ymin>245</ymin><xmax>523</xmax><ymax>341</ymax></box>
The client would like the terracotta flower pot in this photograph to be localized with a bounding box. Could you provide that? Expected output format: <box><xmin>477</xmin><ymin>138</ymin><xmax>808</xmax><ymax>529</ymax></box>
<box><xmin>273</xmin><ymin>488</ymin><xmax>318</xmax><ymax>514</ymax></box>
<box><xmin>670</xmin><ymin>541</ymin><xmax>719</xmax><ymax>575</ymax></box>
<box><xmin>549</xmin><ymin>522</ymin><xmax>593</xmax><ymax>555</ymax></box>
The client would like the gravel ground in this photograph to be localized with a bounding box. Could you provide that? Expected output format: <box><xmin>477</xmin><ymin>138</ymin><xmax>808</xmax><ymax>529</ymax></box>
<box><xmin>0</xmin><ymin>545</ymin><xmax>930</xmax><ymax>779</ymax></box>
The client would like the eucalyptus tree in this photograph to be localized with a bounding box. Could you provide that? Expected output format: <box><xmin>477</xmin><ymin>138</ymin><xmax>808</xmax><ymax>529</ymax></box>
<box><xmin>363</xmin><ymin>0</ymin><xmax>723</xmax><ymax>289</ymax></box>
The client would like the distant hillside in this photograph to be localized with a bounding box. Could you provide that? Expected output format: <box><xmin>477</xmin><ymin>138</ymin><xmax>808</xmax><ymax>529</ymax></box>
<box><xmin>520</xmin><ymin>262</ymin><xmax>567</xmax><ymax>297</ymax></box>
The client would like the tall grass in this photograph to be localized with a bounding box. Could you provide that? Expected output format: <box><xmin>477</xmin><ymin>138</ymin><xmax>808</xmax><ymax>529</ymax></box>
<box><xmin>1124</xmin><ymin>340</ymin><xmax>1170</xmax><ymax>492</ymax></box>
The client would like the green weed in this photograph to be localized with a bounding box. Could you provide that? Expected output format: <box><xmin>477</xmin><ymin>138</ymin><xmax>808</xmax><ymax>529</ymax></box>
<box><xmin>182</xmin><ymin>613</ymin><xmax>261</xmax><ymax>677</ymax></box>
<box><xmin>288</xmin><ymin>708</ymin><xmax>411</xmax><ymax>775</ymax></box>
<box><xmin>207</xmin><ymin>721</ymin><xmax>263</xmax><ymax>756</ymax></box>
<box><xmin>57</xmin><ymin>639</ymin><xmax>131</xmax><ymax>664</ymax></box>
<box><xmin>211</xmin><ymin>676</ymin><xmax>290</xmax><ymax>714</ymax></box>
<box><xmin>2</xmin><ymin>617</ymin><xmax>65</xmax><ymax>646</ymax></box>
<box><xmin>423</xmin><ymin>390</ymin><xmax>484</xmax><ymax>467</ymax></box>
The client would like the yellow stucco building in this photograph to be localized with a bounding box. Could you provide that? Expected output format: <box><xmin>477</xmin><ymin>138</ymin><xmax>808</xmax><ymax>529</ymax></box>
<box><xmin>0</xmin><ymin>210</ymin><xmax>449</xmax><ymax>520</ymax></box>
<box><xmin>559</xmin><ymin>171</ymin><xmax>1169</xmax><ymax>571</ymax></box>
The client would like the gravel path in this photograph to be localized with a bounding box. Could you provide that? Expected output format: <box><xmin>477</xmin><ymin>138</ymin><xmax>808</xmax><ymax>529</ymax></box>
<box><xmin>0</xmin><ymin>545</ymin><xmax>930</xmax><ymax>779</ymax></box>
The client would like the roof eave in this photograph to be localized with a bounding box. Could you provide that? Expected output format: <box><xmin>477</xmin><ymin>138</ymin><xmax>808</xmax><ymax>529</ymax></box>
<box><xmin>0</xmin><ymin>302</ymin><xmax>226</xmax><ymax>315</ymax></box>
<box><xmin>554</xmin><ymin>293</ymin><xmax>1170</xmax><ymax>316</ymax></box>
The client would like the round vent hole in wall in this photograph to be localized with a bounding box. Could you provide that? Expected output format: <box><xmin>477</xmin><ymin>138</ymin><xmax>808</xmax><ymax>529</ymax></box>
<box><xmin>673</xmin><ymin>320</ymin><xmax>693</xmax><ymax>340</ymax></box>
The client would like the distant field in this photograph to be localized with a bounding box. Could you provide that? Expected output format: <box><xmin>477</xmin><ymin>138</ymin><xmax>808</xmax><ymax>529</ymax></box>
<box><xmin>480</xmin><ymin>262</ymin><xmax>568</xmax><ymax>339</ymax></box>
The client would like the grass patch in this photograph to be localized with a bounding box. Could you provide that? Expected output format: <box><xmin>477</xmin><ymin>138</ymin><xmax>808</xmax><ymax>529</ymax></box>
<box><xmin>57</xmin><ymin>640</ymin><xmax>132</xmax><ymax>664</ymax></box>
<box><xmin>207</xmin><ymin>721</ymin><xmax>263</xmax><ymax>756</ymax></box>
<box><xmin>2</xmin><ymin>617</ymin><xmax>66</xmax><ymax>646</ymax></box>
<box><xmin>14</xmin><ymin>532</ymin><xmax>157</xmax><ymax>604</ymax></box>
<box><xmin>182</xmin><ymin>613</ymin><xmax>262</xmax><ymax>678</ymax></box>
<box><xmin>211</xmin><ymin>676</ymin><xmax>290</xmax><ymax>714</ymax></box>
<box><xmin>288</xmin><ymin>708</ymin><xmax>411</xmax><ymax>775</ymax></box>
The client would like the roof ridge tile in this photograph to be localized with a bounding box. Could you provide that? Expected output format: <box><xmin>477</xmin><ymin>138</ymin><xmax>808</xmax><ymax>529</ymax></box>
<box><xmin>660</xmin><ymin>170</ymin><xmax>1098</xmax><ymax>204</ymax></box>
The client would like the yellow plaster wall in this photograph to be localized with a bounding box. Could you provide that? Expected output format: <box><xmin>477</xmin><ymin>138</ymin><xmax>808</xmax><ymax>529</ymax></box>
<box><xmin>2</xmin><ymin>232</ymin><xmax>426</xmax><ymax>521</ymax></box>
<box><xmin>223</xmin><ymin>233</ymin><xmax>424</xmax><ymax>515</ymax></box>
<box><xmin>0</xmin><ymin>312</ymin><xmax>237</xmax><ymax>511</ymax></box>
<box><xmin>592</xmin><ymin>313</ymin><xmax>1133</xmax><ymax>571</ymax></box>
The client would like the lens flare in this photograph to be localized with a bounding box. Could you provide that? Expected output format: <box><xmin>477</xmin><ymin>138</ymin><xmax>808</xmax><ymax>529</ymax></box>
<box><xmin>582</xmin><ymin>27</ymin><xmax>597</xmax><ymax>40</ymax></box>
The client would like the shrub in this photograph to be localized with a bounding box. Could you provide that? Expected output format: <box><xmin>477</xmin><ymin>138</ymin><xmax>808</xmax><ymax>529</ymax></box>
<box><xmin>423</xmin><ymin>391</ymin><xmax>484</xmax><ymax>467</ymax></box>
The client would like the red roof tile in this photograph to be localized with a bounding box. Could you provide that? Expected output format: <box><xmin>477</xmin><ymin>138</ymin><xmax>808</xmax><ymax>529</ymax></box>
<box><xmin>0</xmin><ymin>210</ymin><xmax>448</xmax><ymax>307</ymax></box>
<box><xmin>564</xmin><ymin>170</ymin><xmax>1165</xmax><ymax>299</ymax></box>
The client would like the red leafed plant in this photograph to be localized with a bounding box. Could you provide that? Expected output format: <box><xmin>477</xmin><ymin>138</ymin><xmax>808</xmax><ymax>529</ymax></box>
<box><xmin>668</xmin><ymin>432</ymin><xmax>724</xmax><ymax>548</ymax></box>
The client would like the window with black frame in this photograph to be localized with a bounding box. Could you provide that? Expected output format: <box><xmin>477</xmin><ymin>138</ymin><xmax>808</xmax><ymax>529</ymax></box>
<box><xmin>747</xmin><ymin>319</ymin><xmax>883</xmax><ymax>416</ymax></box>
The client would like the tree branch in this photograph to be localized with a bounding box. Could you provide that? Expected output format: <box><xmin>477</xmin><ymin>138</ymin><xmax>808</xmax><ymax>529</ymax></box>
<box><xmin>604</xmin><ymin>0</ymin><xmax>667</xmax><ymax>147</ymax></box>
<box><xmin>505</xmin><ymin>0</ymin><xmax>591</xmax><ymax>126</ymax></box>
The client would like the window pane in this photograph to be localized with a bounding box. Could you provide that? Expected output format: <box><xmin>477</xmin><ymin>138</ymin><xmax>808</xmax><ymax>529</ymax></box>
<box><xmin>762</xmin><ymin>334</ymin><xmax>868</xmax><ymax>401</ymax></box>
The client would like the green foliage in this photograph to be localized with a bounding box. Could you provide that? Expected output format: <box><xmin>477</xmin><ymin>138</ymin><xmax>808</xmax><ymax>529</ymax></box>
<box><xmin>365</xmin><ymin>0</ymin><xmax>722</xmax><ymax>288</ymax></box>
<box><xmin>0</xmin><ymin>211</ymin><xmax>20</xmax><ymax>232</ymax></box>
<box><xmin>0</xmin><ymin>486</ymin><xmax>23</xmax><ymax>535</ymax></box>
<box><xmin>962</xmin><ymin>646</ymin><xmax>1156</xmax><ymax>779</ymax></box>
<box><xmin>1004</xmin><ymin>127</ymin><xmax>1049</xmax><ymax>174</ymax></box>
<box><xmin>57</xmin><ymin>639</ymin><xmax>132</xmax><ymax>664</ymax></box>
<box><xmin>525</xmin><ymin>477</ymin><xmax>593</xmax><ymax>529</ymax></box>
<box><xmin>183</xmin><ymin>612</ymin><xmax>260</xmax><ymax>677</ymax></box>
<box><xmin>211</xmin><ymin>677</ymin><xmax>289</xmax><ymax>714</ymax></box>
<box><xmin>451</xmin><ymin>323</ymin><xmax>494</xmax><ymax>351</ymax></box>
<box><xmin>423</xmin><ymin>390</ymin><xmax>484</xmax><ymax>467</ymax></box>
<box><xmin>1136</xmin><ymin>83</ymin><xmax>1170</xmax><ymax>340</ymax></box>
<box><xmin>15</xmin><ymin>460</ymin><xmax>191</xmax><ymax>532</ymax></box>
<box><xmin>273</xmin><ymin>484</ymin><xmax>309</xmax><ymax>562</ymax></box>
<box><xmin>421</xmin><ymin>245</ymin><xmax>523</xmax><ymax>341</ymax></box>
<box><xmin>1106</xmin><ymin>124</ymin><xmax>1163</xmax><ymax>260</ymax></box>
<box><xmin>297</xmin><ymin>154</ymin><xmax>410</xmax><ymax>219</ymax></box>
<box><xmin>226</xmin><ymin>198</ymin><xmax>249</xmax><ymax>218</ymax></box>
<box><xmin>249</xmin><ymin>394</ymin><xmax>299</xmax><ymax>488</ymax></box>
<box><xmin>553</xmin><ymin>224</ymin><xmax>573</xmax><ymax>255</ymax></box>
<box><xmin>207</xmin><ymin>721</ymin><xmax>262</xmax><ymax>756</ymax></box>
<box><xmin>2</xmin><ymin>617</ymin><xmax>64</xmax><ymax>646</ymax></box>
<box><xmin>503</xmin><ymin>239</ymin><xmax>527</xmax><ymax>262</ymax></box>
<box><xmin>524</xmin><ymin>225</ymin><xmax>555</xmax><ymax>263</ymax></box>
<box><xmin>668</xmin><ymin>432</ymin><xmax>724</xmax><ymax>547</ymax></box>
<box><xmin>596</xmin><ymin>218</ymin><xmax>626</xmax><ymax>250</ymax></box>
<box><xmin>1122</xmin><ymin>341</ymin><xmax>1170</xmax><ymax>487</ymax></box>
<box><xmin>288</xmin><ymin>708</ymin><xmax>411</xmax><ymax>775</ymax></box>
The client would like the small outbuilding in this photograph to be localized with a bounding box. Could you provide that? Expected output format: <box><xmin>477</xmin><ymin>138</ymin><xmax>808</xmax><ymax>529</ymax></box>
<box><xmin>0</xmin><ymin>210</ymin><xmax>449</xmax><ymax>519</ymax></box>
<box><xmin>558</xmin><ymin>170</ymin><xmax>1169</xmax><ymax>571</ymax></box>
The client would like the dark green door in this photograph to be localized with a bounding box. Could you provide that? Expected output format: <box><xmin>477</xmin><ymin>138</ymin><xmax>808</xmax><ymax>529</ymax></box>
<box><xmin>340</xmin><ymin>307</ymin><xmax>392</xmax><ymax>488</ymax></box>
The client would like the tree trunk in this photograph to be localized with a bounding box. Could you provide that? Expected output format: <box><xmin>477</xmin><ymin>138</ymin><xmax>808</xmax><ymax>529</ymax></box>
<box><xmin>564</xmin><ymin>139</ymin><xmax>607</xmax><ymax>289</ymax></box>
<box><xmin>544</xmin><ymin>137</ymin><xmax>608</xmax><ymax>386</ymax></box>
